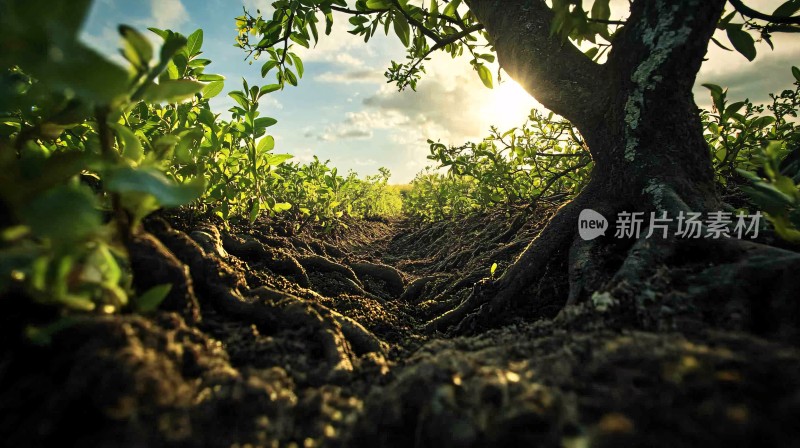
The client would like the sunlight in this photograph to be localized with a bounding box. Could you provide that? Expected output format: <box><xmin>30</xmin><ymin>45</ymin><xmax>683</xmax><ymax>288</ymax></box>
<box><xmin>485</xmin><ymin>78</ymin><xmax>542</xmax><ymax>130</ymax></box>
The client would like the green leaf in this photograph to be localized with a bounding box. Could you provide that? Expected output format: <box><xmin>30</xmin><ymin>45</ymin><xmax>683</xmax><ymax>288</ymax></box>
<box><xmin>144</xmin><ymin>80</ymin><xmax>204</xmax><ymax>103</ymax></box>
<box><xmin>259</xmin><ymin>84</ymin><xmax>282</xmax><ymax>96</ymax></box>
<box><xmin>106</xmin><ymin>167</ymin><xmax>206</xmax><ymax>207</ymax></box>
<box><xmin>773</xmin><ymin>0</ymin><xmax>800</xmax><ymax>17</ymax></box>
<box><xmin>753</xmin><ymin>116</ymin><xmax>776</xmax><ymax>128</ymax></box>
<box><xmin>25</xmin><ymin>317</ymin><xmax>79</xmax><ymax>346</ymax></box>
<box><xmin>198</xmin><ymin>108</ymin><xmax>217</xmax><ymax>127</ymax></box>
<box><xmin>793</xmin><ymin>66</ymin><xmax>800</xmax><ymax>83</ymax></box>
<box><xmin>135</xmin><ymin>284</ymin><xmax>172</xmax><ymax>313</ymax></box>
<box><xmin>164</xmin><ymin>60</ymin><xmax>180</xmax><ymax>80</ymax></box>
<box><xmin>202</xmin><ymin>80</ymin><xmax>225</xmax><ymax>99</ymax></box>
<box><xmin>290</xmin><ymin>33</ymin><xmax>310</xmax><ymax>48</ymax></box>
<box><xmin>20</xmin><ymin>185</ymin><xmax>101</xmax><ymax>243</ymax></box>
<box><xmin>257</xmin><ymin>135</ymin><xmax>275</xmax><ymax>153</ymax></box>
<box><xmin>427</xmin><ymin>0</ymin><xmax>440</xmax><ymax>27</ymax></box>
<box><xmin>284</xmin><ymin>69</ymin><xmax>298</xmax><ymax>86</ymax></box>
<box><xmin>477</xmin><ymin>64</ymin><xmax>493</xmax><ymax>89</ymax></box>
<box><xmin>255</xmin><ymin>117</ymin><xmax>278</xmax><ymax>130</ymax></box>
<box><xmin>160</xmin><ymin>33</ymin><xmax>188</xmax><ymax>64</ymax></box>
<box><xmin>290</xmin><ymin>54</ymin><xmax>305</xmax><ymax>78</ymax></box>
<box><xmin>186</xmin><ymin>29</ymin><xmax>204</xmax><ymax>56</ymax></box>
<box><xmin>366</xmin><ymin>0</ymin><xmax>391</xmax><ymax>8</ymax></box>
<box><xmin>725</xmin><ymin>101</ymin><xmax>746</xmax><ymax>117</ymax></box>
<box><xmin>266</xmin><ymin>153</ymin><xmax>293</xmax><ymax>165</ymax></box>
<box><xmin>249</xmin><ymin>199</ymin><xmax>261</xmax><ymax>223</ymax></box>
<box><xmin>273</xmin><ymin>202</ymin><xmax>292</xmax><ymax>212</ymax></box>
<box><xmin>148</xmin><ymin>27</ymin><xmax>170</xmax><ymax>40</ymax></box>
<box><xmin>443</xmin><ymin>0</ymin><xmax>461</xmax><ymax>18</ymax></box>
<box><xmin>229</xmin><ymin>91</ymin><xmax>249</xmax><ymax>109</ymax></box>
<box><xmin>736</xmin><ymin>168</ymin><xmax>762</xmax><ymax>182</ymax></box>
<box><xmin>711</xmin><ymin>36</ymin><xmax>733</xmax><ymax>51</ymax></box>
<box><xmin>308</xmin><ymin>15</ymin><xmax>320</xmax><ymax>44</ymax></box>
<box><xmin>84</xmin><ymin>245</ymin><xmax>122</xmax><ymax>286</ymax></box>
<box><xmin>702</xmin><ymin>83</ymin><xmax>723</xmax><ymax>96</ymax></box>
<box><xmin>261</xmin><ymin>60</ymin><xmax>278</xmax><ymax>77</ymax></box>
<box><xmin>393</xmin><ymin>12</ymin><xmax>411</xmax><ymax>47</ymax></box>
<box><xmin>110</xmin><ymin>123</ymin><xmax>143</xmax><ymax>162</ymax></box>
<box><xmin>11</xmin><ymin>43</ymin><xmax>129</xmax><ymax>104</ymax></box>
<box><xmin>590</xmin><ymin>0</ymin><xmax>611</xmax><ymax>20</ymax></box>
<box><xmin>726</xmin><ymin>25</ymin><xmax>756</xmax><ymax>61</ymax></box>
<box><xmin>490</xmin><ymin>262</ymin><xmax>498</xmax><ymax>276</ymax></box>
<box><xmin>197</xmin><ymin>73</ymin><xmax>225</xmax><ymax>81</ymax></box>
<box><xmin>740</xmin><ymin>182</ymin><xmax>794</xmax><ymax>215</ymax></box>
<box><xmin>119</xmin><ymin>25</ymin><xmax>153</xmax><ymax>67</ymax></box>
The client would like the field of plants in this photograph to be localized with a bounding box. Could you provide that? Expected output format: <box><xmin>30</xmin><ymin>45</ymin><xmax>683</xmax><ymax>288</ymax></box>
<box><xmin>2</xmin><ymin>0</ymin><xmax>800</xmax><ymax>446</ymax></box>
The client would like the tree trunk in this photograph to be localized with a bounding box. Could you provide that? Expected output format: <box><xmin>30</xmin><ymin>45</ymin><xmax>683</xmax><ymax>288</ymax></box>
<box><xmin>426</xmin><ymin>0</ymin><xmax>800</xmax><ymax>335</ymax></box>
<box><xmin>468</xmin><ymin>0</ymin><xmax>725</xmax><ymax>214</ymax></box>
<box><xmin>588</xmin><ymin>0</ymin><xmax>724</xmax><ymax>213</ymax></box>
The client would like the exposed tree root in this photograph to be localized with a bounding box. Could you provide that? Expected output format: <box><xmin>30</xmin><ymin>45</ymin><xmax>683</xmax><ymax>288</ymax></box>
<box><xmin>298</xmin><ymin>254</ymin><xmax>362</xmax><ymax>287</ymax></box>
<box><xmin>422</xmin><ymin>192</ymin><xmax>594</xmax><ymax>334</ymax></box>
<box><xmin>654</xmin><ymin>237</ymin><xmax>800</xmax><ymax>343</ymax></box>
<box><xmin>125</xmin><ymin>232</ymin><xmax>200</xmax><ymax>324</ymax></box>
<box><xmin>221</xmin><ymin>232</ymin><xmax>311</xmax><ymax>287</ymax></box>
<box><xmin>136</xmin><ymin>218</ymin><xmax>386</xmax><ymax>375</ymax></box>
<box><xmin>398</xmin><ymin>275</ymin><xmax>444</xmax><ymax>303</ymax></box>
<box><xmin>349</xmin><ymin>261</ymin><xmax>406</xmax><ymax>298</ymax></box>
<box><xmin>421</xmin><ymin>184</ymin><xmax>800</xmax><ymax>341</ymax></box>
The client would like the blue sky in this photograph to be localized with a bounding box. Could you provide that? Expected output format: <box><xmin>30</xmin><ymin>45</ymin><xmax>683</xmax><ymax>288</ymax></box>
<box><xmin>81</xmin><ymin>0</ymin><xmax>799</xmax><ymax>183</ymax></box>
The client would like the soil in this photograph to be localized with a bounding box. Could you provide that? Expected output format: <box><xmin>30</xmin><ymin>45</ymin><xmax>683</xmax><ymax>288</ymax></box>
<box><xmin>1</xmin><ymin>205</ymin><xmax>800</xmax><ymax>447</ymax></box>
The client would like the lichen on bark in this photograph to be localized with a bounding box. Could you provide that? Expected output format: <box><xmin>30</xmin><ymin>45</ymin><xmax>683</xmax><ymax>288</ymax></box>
<box><xmin>624</xmin><ymin>0</ymin><xmax>694</xmax><ymax>162</ymax></box>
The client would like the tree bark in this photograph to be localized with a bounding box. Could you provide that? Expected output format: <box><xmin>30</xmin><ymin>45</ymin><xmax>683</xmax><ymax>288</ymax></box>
<box><xmin>427</xmin><ymin>0</ymin><xmax>737</xmax><ymax>333</ymax></box>
<box><xmin>467</xmin><ymin>0</ymin><xmax>725</xmax><ymax>214</ymax></box>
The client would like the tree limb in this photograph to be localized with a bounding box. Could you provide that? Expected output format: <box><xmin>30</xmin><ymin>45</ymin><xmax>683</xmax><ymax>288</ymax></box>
<box><xmin>464</xmin><ymin>0</ymin><xmax>606</xmax><ymax>128</ymax></box>
<box><xmin>728</xmin><ymin>0</ymin><xmax>800</xmax><ymax>25</ymax></box>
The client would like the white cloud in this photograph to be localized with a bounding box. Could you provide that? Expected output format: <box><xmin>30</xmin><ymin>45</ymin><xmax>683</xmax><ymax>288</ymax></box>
<box><xmin>287</xmin><ymin>147</ymin><xmax>315</xmax><ymax>164</ymax></box>
<box><xmin>294</xmin><ymin>13</ymin><xmax>376</xmax><ymax>63</ymax></box>
<box><xmin>81</xmin><ymin>25</ymin><xmax>126</xmax><ymax>65</ymax></box>
<box><xmin>148</xmin><ymin>0</ymin><xmax>189</xmax><ymax>30</ymax></box>
<box><xmin>695</xmin><ymin>31</ymin><xmax>799</xmax><ymax>108</ymax></box>
<box><xmin>241</xmin><ymin>0</ymin><xmax>270</xmax><ymax>13</ymax></box>
<box><xmin>305</xmin><ymin>109</ymin><xmax>408</xmax><ymax>141</ymax></box>
<box><xmin>354</xmin><ymin>158</ymin><xmax>377</xmax><ymax>166</ymax></box>
<box><xmin>315</xmin><ymin>69</ymin><xmax>385</xmax><ymax>84</ymax></box>
<box><xmin>261</xmin><ymin>95</ymin><xmax>284</xmax><ymax>111</ymax></box>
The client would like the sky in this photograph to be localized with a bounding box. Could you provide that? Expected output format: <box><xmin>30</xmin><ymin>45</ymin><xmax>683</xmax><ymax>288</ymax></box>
<box><xmin>81</xmin><ymin>0</ymin><xmax>800</xmax><ymax>183</ymax></box>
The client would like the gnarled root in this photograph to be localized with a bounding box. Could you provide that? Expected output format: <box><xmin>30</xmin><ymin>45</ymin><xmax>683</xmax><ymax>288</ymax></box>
<box><xmin>221</xmin><ymin>232</ymin><xmax>311</xmax><ymax>287</ymax></box>
<box><xmin>423</xmin><ymin>182</ymin><xmax>800</xmax><ymax>343</ymax></box>
<box><xmin>665</xmin><ymin>237</ymin><xmax>800</xmax><ymax>343</ymax></box>
<box><xmin>143</xmin><ymin>218</ymin><xmax>385</xmax><ymax>373</ymax></box>
<box><xmin>349</xmin><ymin>261</ymin><xmax>406</xmax><ymax>298</ymax></box>
<box><xmin>423</xmin><ymin>192</ymin><xmax>596</xmax><ymax>334</ymax></box>
<box><xmin>125</xmin><ymin>231</ymin><xmax>201</xmax><ymax>324</ymax></box>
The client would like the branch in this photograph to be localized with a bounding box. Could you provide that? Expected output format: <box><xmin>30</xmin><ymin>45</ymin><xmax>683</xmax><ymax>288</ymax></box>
<box><xmin>395</xmin><ymin>23</ymin><xmax>485</xmax><ymax>86</ymax></box>
<box><xmin>391</xmin><ymin>0</ymin><xmax>442</xmax><ymax>43</ymax></box>
<box><xmin>587</xmin><ymin>18</ymin><xmax>627</xmax><ymax>25</ymax></box>
<box><xmin>431</xmin><ymin>23</ymin><xmax>484</xmax><ymax>50</ymax></box>
<box><xmin>728</xmin><ymin>0</ymin><xmax>800</xmax><ymax>24</ymax></box>
<box><xmin>464</xmin><ymin>0</ymin><xmax>605</xmax><ymax>127</ymax></box>
<box><xmin>329</xmin><ymin>5</ymin><xmax>388</xmax><ymax>15</ymax></box>
<box><xmin>279</xmin><ymin>11</ymin><xmax>295</xmax><ymax>66</ymax></box>
<box><xmin>329</xmin><ymin>3</ymin><xmax>467</xmax><ymax>29</ymax></box>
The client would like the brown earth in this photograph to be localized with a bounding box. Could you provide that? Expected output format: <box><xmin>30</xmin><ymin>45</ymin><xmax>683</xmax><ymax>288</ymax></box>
<box><xmin>1</xmin><ymin>206</ymin><xmax>799</xmax><ymax>447</ymax></box>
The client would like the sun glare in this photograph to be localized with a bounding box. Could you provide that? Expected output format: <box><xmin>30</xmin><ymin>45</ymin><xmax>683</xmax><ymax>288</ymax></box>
<box><xmin>485</xmin><ymin>79</ymin><xmax>541</xmax><ymax>130</ymax></box>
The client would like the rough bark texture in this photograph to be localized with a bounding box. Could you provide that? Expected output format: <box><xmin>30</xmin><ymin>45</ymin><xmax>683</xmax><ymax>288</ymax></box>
<box><xmin>467</xmin><ymin>0</ymin><xmax>724</xmax><ymax>213</ymax></box>
<box><xmin>464</xmin><ymin>0</ymin><xmax>607</xmax><ymax>129</ymax></box>
<box><xmin>423</xmin><ymin>0</ymin><xmax>800</xmax><ymax>334</ymax></box>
